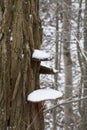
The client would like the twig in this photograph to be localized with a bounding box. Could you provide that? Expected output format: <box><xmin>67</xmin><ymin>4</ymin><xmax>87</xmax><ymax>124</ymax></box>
<box><xmin>44</xmin><ymin>96</ymin><xmax>87</xmax><ymax>113</ymax></box>
<box><xmin>72</xmin><ymin>31</ymin><xmax>87</xmax><ymax>63</ymax></box>
<box><xmin>12</xmin><ymin>71</ymin><xmax>21</xmax><ymax>100</ymax></box>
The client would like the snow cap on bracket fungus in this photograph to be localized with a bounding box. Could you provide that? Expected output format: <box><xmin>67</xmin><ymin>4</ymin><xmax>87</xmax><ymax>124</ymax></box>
<box><xmin>32</xmin><ymin>49</ymin><xmax>52</xmax><ymax>61</ymax></box>
<box><xmin>27</xmin><ymin>88</ymin><xmax>63</xmax><ymax>102</ymax></box>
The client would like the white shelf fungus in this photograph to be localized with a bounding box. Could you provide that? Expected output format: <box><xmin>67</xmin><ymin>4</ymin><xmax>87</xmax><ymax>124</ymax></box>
<box><xmin>27</xmin><ymin>88</ymin><xmax>63</xmax><ymax>102</ymax></box>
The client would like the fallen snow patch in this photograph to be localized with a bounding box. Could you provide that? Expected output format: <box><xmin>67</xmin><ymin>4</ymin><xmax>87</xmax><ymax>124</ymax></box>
<box><xmin>32</xmin><ymin>49</ymin><xmax>51</xmax><ymax>61</ymax></box>
<box><xmin>27</xmin><ymin>88</ymin><xmax>63</xmax><ymax>102</ymax></box>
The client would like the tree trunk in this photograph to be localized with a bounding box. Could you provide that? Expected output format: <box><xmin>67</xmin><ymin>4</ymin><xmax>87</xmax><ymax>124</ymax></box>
<box><xmin>80</xmin><ymin>1</ymin><xmax>87</xmax><ymax>130</ymax></box>
<box><xmin>63</xmin><ymin>1</ymin><xmax>73</xmax><ymax>130</ymax></box>
<box><xmin>53</xmin><ymin>3</ymin><xmax>59</xmax><ymax>130</ymax></box>
<box><xmin>0</xmin><ymin>0</ymin><xmax>44</xmax><ymax>130</ymax></box>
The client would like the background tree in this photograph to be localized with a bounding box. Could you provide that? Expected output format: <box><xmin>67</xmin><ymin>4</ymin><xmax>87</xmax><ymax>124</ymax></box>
<box><xmin>63</xmin><ymin>0</ymin><xmax>73</xmax><ymax>129</ymax></box>
<box><xmin>80</xmin><ymin>0</ymin><xmax>87</xmax><ymax>129</ymax></box>
<box><xmin>39</xmin><ymin>0</ymin><xmax>87</xmax><ymax>129</ymax></box>
<box><xmin>53</xmin><ymin>3</ymin><xmax>59</xmax><ymax>130</ymax></box>
<box><xmin>0</xmin><ymin>0</ymin><xmax>44</xmax><ymax>130</ymax></box>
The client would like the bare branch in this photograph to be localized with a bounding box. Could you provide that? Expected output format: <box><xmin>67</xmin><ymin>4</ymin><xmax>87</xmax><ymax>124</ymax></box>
<box><xmin>44</xmin><ymin>96</ymin><xmax>87</xmax><ymax>113</ymax></box>
<box><xmin>72</xmin><ymin>31</ymin><xmax>87</xmax><ymax>63</ymax></box>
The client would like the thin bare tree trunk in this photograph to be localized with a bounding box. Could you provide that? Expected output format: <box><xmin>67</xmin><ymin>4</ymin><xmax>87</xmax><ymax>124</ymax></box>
<box><xmin>63</xmin><ymin>1</ymin><xmax>73</xmax><ymax>130</ymax></box>
<box><xmin>80</xmin><ymin>1</ymin><xmax>87</xmax><ymax>130</ymax></box>
<box><xmin>53</xmin><ymin>3</ymin><xmax>59</xmax><ymax>130</ymax></box>
<box><xmin>76</xmin><ymin>0</ymin><xmax>83</xmax><ymax>116</ymax></box>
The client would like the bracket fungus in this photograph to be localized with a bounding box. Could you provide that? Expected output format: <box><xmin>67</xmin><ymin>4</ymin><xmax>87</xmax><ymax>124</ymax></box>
<box><xmin>27</xmin><ymin>88</ymin><xmax>63</xmax><ymax>102</ymax></box>
<box><xmin>32</xmin><ymin>49</ymin><xmax>52</xmax><ymax>61</ymax></box>
<box><xmin>39</xmin><ymin>65</ymin><xmax>58</xmax><ymax>74</ymax></box>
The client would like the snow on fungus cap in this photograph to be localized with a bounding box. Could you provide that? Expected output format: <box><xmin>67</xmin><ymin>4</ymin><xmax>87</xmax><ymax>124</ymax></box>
<box><xmin>27</xmin><ymin>88</ymin><xmax>63</xmax><ymax>102</ymax></box>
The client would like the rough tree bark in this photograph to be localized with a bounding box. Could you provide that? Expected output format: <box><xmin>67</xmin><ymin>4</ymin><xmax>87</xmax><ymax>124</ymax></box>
<box><xmin>0</xmin><ymin>0</ymin><xmax>44</xmax><ymax>130</ymax></box>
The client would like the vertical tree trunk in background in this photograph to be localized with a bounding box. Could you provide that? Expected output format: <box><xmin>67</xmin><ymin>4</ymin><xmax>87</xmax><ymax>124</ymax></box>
<box><xmin>80</xmin><ymin>1</ymin><xmax>87</xmax><ymax>130</ymax></box>
<box><xmin>76</xmin><ymin>0</ymin><xmax>83</xmax><ymax>114</ymax></box>
<box><xmin>53</xmin><ymin>3</ymin><xmax>59</xmax><ymax>130</ymax></box>
<box><xmin>0</xmin><ymin>0</ymin><xmax>44</xmax><ymax>130</ymax></box>
<box><xmin>63</xmin><ymin>1</ymin><xmax>73</xmax><ymax>129</ymax></box>
<box><xmin>54</xmin><ymin>3</ymin><xmax>59</xmax><ymax>88</ymax></box>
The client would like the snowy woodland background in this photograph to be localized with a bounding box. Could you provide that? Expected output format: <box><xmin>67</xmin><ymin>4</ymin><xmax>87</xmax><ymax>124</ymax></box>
<box><xmin>0</xmin><ymin>0</ymin><xmax>87</xmax><ymax>130</ymax></box>
<box><xmin>39</xmin><ymin>0</ymin><xmax>87</xmax><ymax>130</ymax></box>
